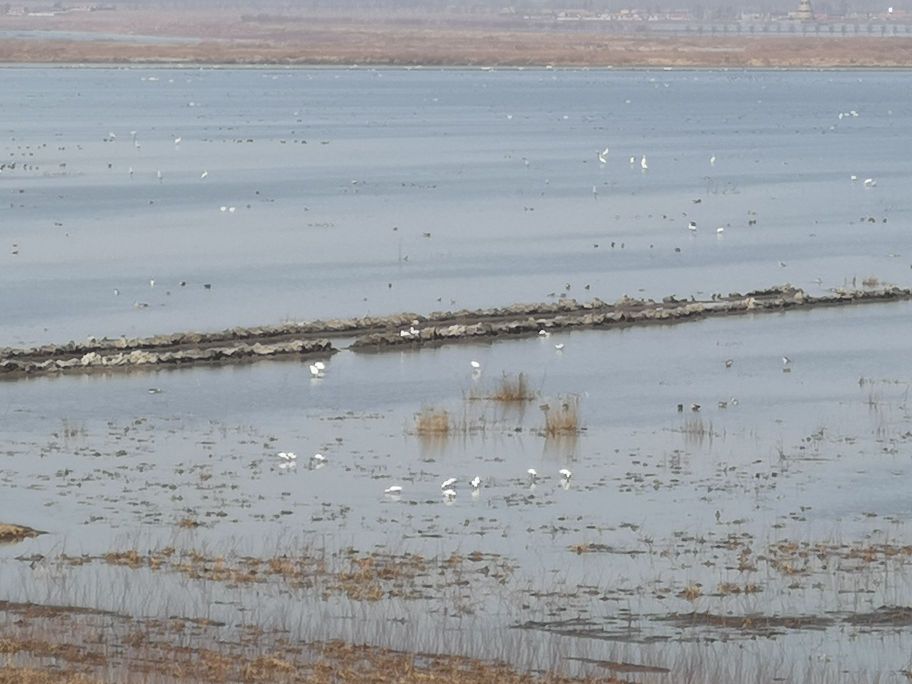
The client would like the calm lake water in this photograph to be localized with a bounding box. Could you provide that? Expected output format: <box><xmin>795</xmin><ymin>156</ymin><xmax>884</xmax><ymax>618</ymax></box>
<box><xmin>2</xmin><ymin>67</ymin><xmax>912</xmax><ymax>681</ymax></box>
<box><xmin>0</xmin><ymin>67</ymin><xmax>910</xmax><ymax>346</ymax></box>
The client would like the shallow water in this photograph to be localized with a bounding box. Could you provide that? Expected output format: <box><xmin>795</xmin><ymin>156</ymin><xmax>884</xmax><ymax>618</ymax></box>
<box><xmin>4</xmin><ymin>301</ymin><xmax>912</xmax><ymax>679</ymax></box>
<box><xmin>2</xmin><ymin>66</ymin><xmax>912</xmax><ymax>681</ymax></box>
<box><xmin>0</xmin><ymin>67</ymin><xmax>910</xmax><ymax>346</ymax></box>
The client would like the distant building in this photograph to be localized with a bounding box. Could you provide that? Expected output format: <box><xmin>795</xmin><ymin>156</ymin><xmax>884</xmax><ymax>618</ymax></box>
<box><xmin>791</xmin><ymin>0</ymin><xmax>815</xmax><ymax>21</ymax></box>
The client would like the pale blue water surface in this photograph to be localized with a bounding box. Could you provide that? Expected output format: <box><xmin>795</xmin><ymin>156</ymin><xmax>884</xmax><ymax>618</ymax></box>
<box><xmin>1</xmin><ymin>67</ymin><xmax>912</xmax><ymax>681</ymax></box>
<box><xmin>0</xmin><ymin>67</ymin><xmax>909</xmax><ymax>346</ymax></box>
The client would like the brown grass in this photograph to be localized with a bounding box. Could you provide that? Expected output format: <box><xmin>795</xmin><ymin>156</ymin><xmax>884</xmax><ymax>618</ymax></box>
<box><xmin>542</xmin><ymin>396</ymin><xmax>581</xmax><ymax>436</ymax></box>
<box><xmin>84</xmin><ymin>546</ymin><xmax>514</xmax><ymax>603</ymax></box>
<box><xmin>678</xmin><ymin>583</ymin><xmax>703</xmax><ymax>601</ymax></box>
<box><xmin>0</xmin><ymin>667</ymin><xmax>98</xmax><ymax>684</ymax></box>
<box><xmin>468</xmin><ymin>372</ymin><xmax>536</xmax><ymax>402</ymax></box>
<box><xmin>0</xmin><ymin>627</ymin><xmax>620</xmax><ymax>684</ymax></box>
<box><xmin>1</xmin><ymin>11</ymin><xmax>912</xmax><ymax>68</ymax></box>
<box><xmin>0</xmin><ymin>523</ymin><xmax>41</xmax><ymax>543</ymax></box>
<box><xmin>489</xmin><ymin>372</ymin><xmax>535</xmax><ymax>402</ymax></box>
<box><xmin>415</xmin><ymin>407</ymin><xmax>452</xmax><ymax>435</ymax></box>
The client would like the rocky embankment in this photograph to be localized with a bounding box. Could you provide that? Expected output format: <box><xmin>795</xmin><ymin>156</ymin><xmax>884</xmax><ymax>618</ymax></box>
<box><xmin>1</xmin><ymin>285</ymin><xmax>908</xmax><ymax>378</ymax></box>
<box><xmin>349</xmin><ymin>284</ymin><xmax>912</xmax><ymax>351</ymax></box>
<box><xmin>0</xmin><ymin>336</ymin><xmax>335</xmax><ymax>378</ymax></box>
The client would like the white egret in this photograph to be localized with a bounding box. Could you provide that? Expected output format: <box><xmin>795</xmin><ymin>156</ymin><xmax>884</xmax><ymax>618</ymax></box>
<box><xmin>384</xmin><ymin>485</ymin><xmax>403</xmax><ymax>495</ymax></box>
<box><xmin>311</xmin><ymin>453</ymin><xmax>326</xmax><ymax>464</ymax></box>
<box><xmin>710</xmin><ymin>154</ymin><xmax>716</xmax><ymax>166</ymax></box>
<box><xmin>538</xmin><ymin>329</ymin><xmax>551</xmax><ymax>338</ymax></box>
<box><xmin>688</xmin><ymin>221</ymin><xmax>697</xmax><ymax>232</ymax></box>
<box><xmin>314</xmin><ymin>361</ymin><xmax>326</xmax><ymax>371</ymax></box>
<box><xmin>716</xmin><ymin>226</ymin><xmax>725</xmax><ymax>234</ymax></box>
<box><xmin>554</xmin><ymin>343</ymin><xmax>565</xmax><ymax>351</ymax></box>
<box><xmin>309</xmin><ymin>364</ymin><xmax>324</xmax><ymax>378</ymax></box>
<box><xmin>527</xmin><ymin>468</ymin><xmax>538</xmax><ymax>482</ymax></box>
<box><xmin>863</xmin><ymin>178</ymin><xmax>876</xmax><ymax>187</ymax></box>
<box><xmin>640</xmin><ymin>155</ymin><xmax>648</xmax><ymax>170</ymax></box>
<box><xmin>470</xmin><ymin>476</ymin><xmax>481</xmax><ymax>489</ymax></box>
<box><xmin>174</xmin><ymin>136</ymin><xmax>182</xmax><ymax>145</ymax></box>
<box><xmin>470</xmin><ymin>360</ymin><xmax>481</xmax><ymax>370</ymax></box>
<box><xmin>559</xmin><ymin>468</ymin><xmax>572</xmax><ymax>481</ymax></box>
<box><xmin>156</xmin><ymin>170</ymin><xmax>163</xmax><ymax>183</ymax></box>
<box><xmin>441</xmin><ymin>477</ymin><xmax>457</xmax><ymax>489</ymax></box>
<box><xmin>598</xmin><ymin>147</ymin><xmax>609</xmax><ymax>164</ymax></box>
<box><xmin>200</xmin><ymin>170</ymin><xmax>208</xmax><ymax>179</ymax></box>
<box><xmin>442</xmin><ymin>488</ymin><xmax>456</xmax><ymax>502</ymax></box>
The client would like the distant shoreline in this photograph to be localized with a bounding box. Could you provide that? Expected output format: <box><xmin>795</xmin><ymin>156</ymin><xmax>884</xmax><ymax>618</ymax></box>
<box><xmin>0</xmin><ymin>12</ymin><xmax>911</xmax><ymax>68</ymax></box>
<box><xmin>3</xmin><ymin>61</ymin><xmax>912</xmax><ymax>71</ymax></box>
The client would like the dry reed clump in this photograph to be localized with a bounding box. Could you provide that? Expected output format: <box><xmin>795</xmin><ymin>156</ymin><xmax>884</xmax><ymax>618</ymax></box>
<box><xmin>541</xmin><ymin>395</ymin><xmax>581</xmax><ymax>436</ymax></box>
<box><xmin>102</xmin><ymin>550</ymin><xmax>144</xmax><ymax>569</ymax></box>
<box><xmin>678</xmin><ymin>583</ymin><xmax>703</xmax><ymax>601</ymax></box>
<box><xmin>415</xmin><ymin>407</ymin><xmax>451</xmax><ymax>435</ymax></box>
<box><xmin>0</xmin><ymin>667</ymin><xmax>99</xmax><ymax>684</ymax></box>
<box><xmin>0</xmin><ymin>523</ymin><xmax>41</xmax><ymax>543</ymax></box>
<box><xmin>469</xmin><ymin>372</ymin><xmax>536</xmax><ymax>402</ymax></box>
<box><xmin>861</xmin><ymin>275</ymin><xmax>880</xmax><ymax>288</ymax></box>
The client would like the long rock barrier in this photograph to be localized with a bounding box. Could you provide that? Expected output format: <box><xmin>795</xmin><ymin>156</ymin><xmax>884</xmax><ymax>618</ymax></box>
<box><xmin>1</xmin><ymin>284</ymin><xmax>908</xmax><ymax>378</ymax></box>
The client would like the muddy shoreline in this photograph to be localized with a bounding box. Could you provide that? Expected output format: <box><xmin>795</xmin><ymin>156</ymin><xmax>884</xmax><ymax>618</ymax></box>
<box><xmin>1</xmin><ymin>284</ymin><xmax>908</xmax><ymax>379</ymax></box>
